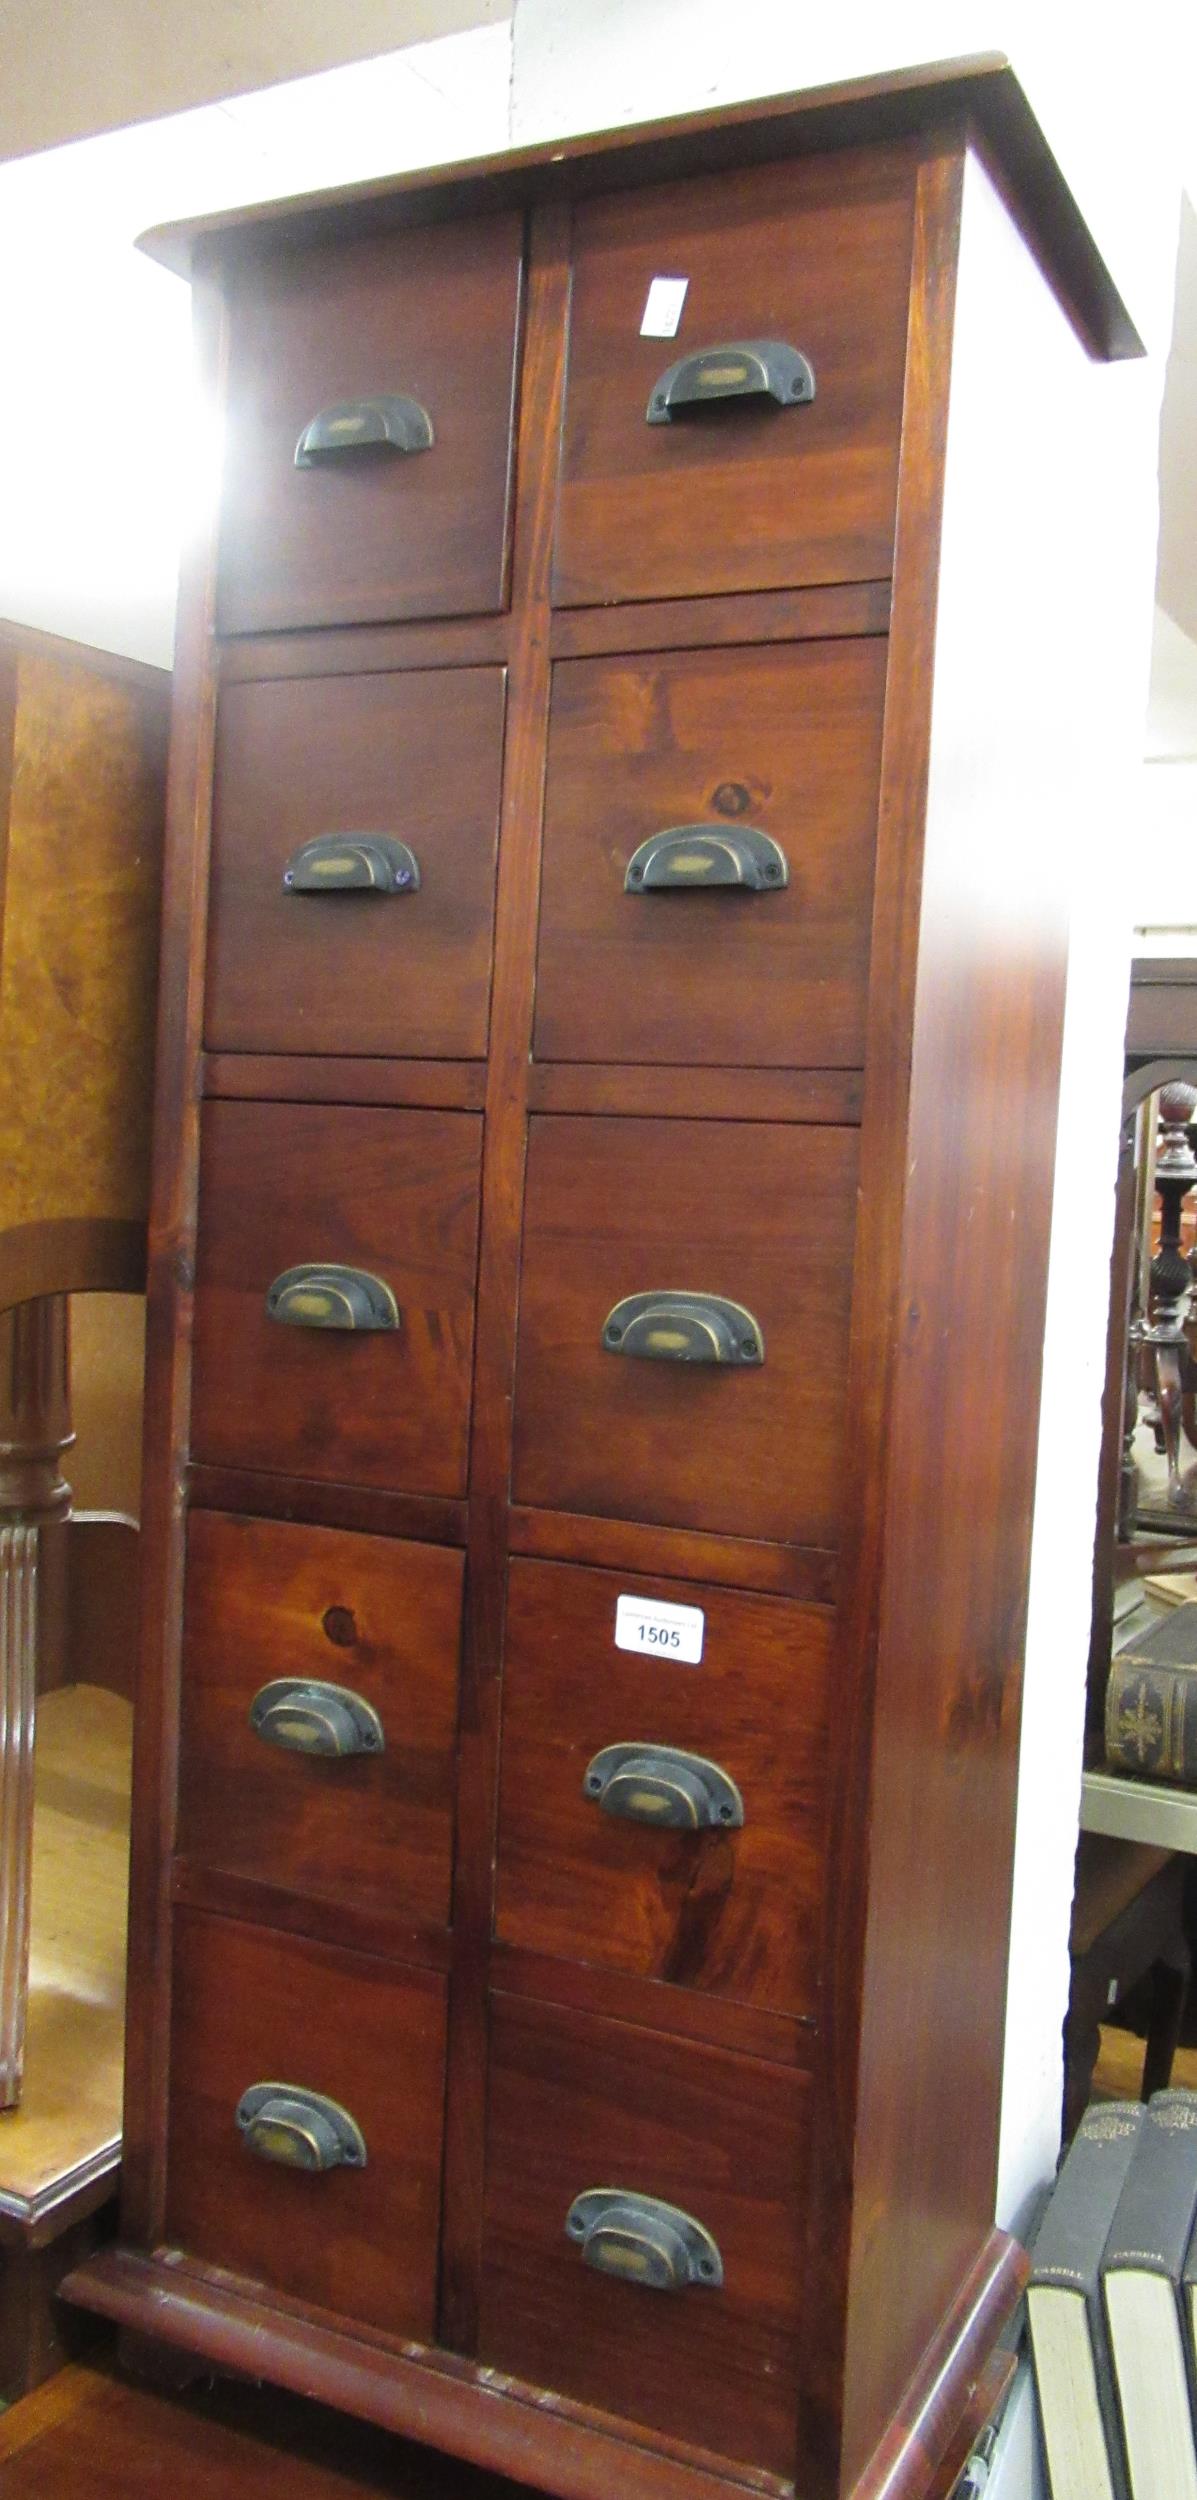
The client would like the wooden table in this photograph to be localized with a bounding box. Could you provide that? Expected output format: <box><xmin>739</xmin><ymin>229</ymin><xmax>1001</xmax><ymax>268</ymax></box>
<box><xmin>0</xmin><ymin>1684</ymin><xmax>132</xmax><ymax>2397</ymax></box>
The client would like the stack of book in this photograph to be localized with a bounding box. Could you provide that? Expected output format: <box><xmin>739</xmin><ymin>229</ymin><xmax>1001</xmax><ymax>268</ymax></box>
<box><xmin>1028</xmin><ymin>2092</ymin><xmax>1197</xmax><ymax>2498</ymax></box>
<box><xmin>1106</xmin><ymin>1602</ymin><xmax>1197</xmax><ymax>1783</ymax></box>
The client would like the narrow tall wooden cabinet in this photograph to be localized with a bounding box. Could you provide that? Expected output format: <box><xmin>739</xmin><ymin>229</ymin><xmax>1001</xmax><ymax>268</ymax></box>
<box><xmin>66</xmin><ymin>56</ymin><xmax>1142</xmax><ymax>2500</ymax></box>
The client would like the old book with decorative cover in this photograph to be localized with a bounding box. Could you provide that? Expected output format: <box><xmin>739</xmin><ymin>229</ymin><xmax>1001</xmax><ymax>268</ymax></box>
<box><xmin>1027</xmin><ymin>2100</ymin><xmax>1145</xmax><ymax>2500</ymax></box>
<box><xmin>1103</xmin><ymin>2090</ymin><xmax>1197</xmax><ymax>2500</ymax></box>
<box><xmin>1105</xmin><ymin>1604</ymin><xmax>1197</xmax><ymax>1781</ymax></box>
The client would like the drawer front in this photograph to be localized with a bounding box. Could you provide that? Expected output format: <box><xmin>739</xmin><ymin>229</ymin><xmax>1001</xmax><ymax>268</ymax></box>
<box><xmin>166</xmin><ymin>1909</ymin><xmax>446</xmax><ymax>2339</ymax></box>
<box><xmin>512</xmin><ymin>1117</ymin><xmax>856</xmax><ymax>1545</ymax></box>
<box><xmin>480</xmin><ymin>1995</ymin><xmax>808</xmax><ymax>2476</ymax></box>
<box><xmin>534</xmin><ymin>639</ymin><xmax>885</xmax><ymax>1068</ymax></box>
<box><xmin>178</xmin><ymin>1511</ymin><xmax>464</xmax><ymax>1925</ymax></box>
<box><xmin>553</xmin><ymin>151</ymin><xmax>914</xmax><ymax>607</ymax></box>
<box><xmin>190</xmin><ymin>1101</ymin><xmax>482</xmax><ymax>1495</ymax></box>
<box><xmin>495</xmin><ymin>1559</ymin><xmax>830</xmax><ymax>2017</ymax></box>
<box><xmin>217</xmin><ymin>213</ymin><xmax>523</xmax><ymax>634</ymax></box>
<box><xmin>206</xmin><ymin>667</ymin><xmax>504</xmax><ymax>1059</ymax></box>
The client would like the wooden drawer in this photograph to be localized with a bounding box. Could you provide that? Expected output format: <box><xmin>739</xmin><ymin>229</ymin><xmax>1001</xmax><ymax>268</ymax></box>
<box><xmin>479</xmin><ymin>1995</ymin><xmax>808</xmax><ymax>2476</ymax></box>
<box><xmin>205</xmin><ymin>667</ymin><xmax>504</xmax><ymax>1059</ymax></box>
<box><xmin>534</xmin><ymin>638</ymin><xmax>885</xmax><ymax>1068</ymax></box>
<box><xmin>495</xmin><ymin>1559</ymin><xmax>830</xmax><ymax>2018</ymax></box>
<box><xmin>165</xmin><ymin>1909</ymin><xmax>446</xmax><ymax>2339</ymax></box>
<box><xmin>190</xmin><ymin>1100</ymin><xmax>482</xmax><ymax>1495</ymax></box>
<box><xmin>216</xmin><ymin>213</ymin><xmax>523</xmax><ymax>634</ymax></box>
<box><xmin>511</xmin><ymin>1116</ymin><xmax>856</xmax><ymax>1545</ymax></box>
<box><xmin>177</xmin><ymin>1511</ymin><xmax>464</xmax><ymax>1926</ymax></box>
<box><xmin>553</xmin><ymin>150</ymin><xmax>914</xmax><ymax>607</ymax></box>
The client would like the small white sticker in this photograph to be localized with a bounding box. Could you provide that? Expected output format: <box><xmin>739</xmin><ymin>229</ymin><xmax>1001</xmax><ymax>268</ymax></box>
<box><xmin>615</xmin><ymin>1593</ymin><xmax>704</xmax><ymax>1664</ymax></box>
<box><xmin>640</xmin><ymin>276</ymin><xmax>689</xmax><ymax>339</ymax></box>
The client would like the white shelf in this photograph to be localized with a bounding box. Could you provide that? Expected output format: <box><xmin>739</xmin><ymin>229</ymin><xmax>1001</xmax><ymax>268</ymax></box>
<box><xmin>1081</xmin><ymin>1767</ymin><xmax>1197</xmax><ymax>1852</ymax></box>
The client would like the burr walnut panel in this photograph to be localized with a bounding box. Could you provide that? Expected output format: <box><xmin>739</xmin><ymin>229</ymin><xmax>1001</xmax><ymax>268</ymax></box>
<box><xmin>205</xmin><ymin>666</ymin><xmax>505</xmax><ymax>1061</ymax></box>
<box><xmin>512</xmin><ymin>1115</ymin><xmax>857</xmax><ymax>1545</ymax></box>
<box><xmin>495</xmin><ymin>1557</ymin><xmax>832</xmax><ymax>2017</ymax></box>
<box><xmin>177</xmin><ymin>1511</ymin><xmax>464</xmax><ymax>1928</ymax></box>
<box><xmin>189</xmin><ymin>1101</ymin><xmax>482</xmax><ymax>1496</ymax></box>
<box><xmin>533</xmin><ymin>637</ymin><xmax>887</xmax><ymax>1069</ymax></box>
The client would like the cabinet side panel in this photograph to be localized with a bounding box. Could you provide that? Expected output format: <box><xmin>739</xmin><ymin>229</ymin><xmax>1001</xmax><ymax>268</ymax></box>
<box><xmin>841</xmin><ymin>146</ymin><xmax>1123</xmax><ymax>2484</ymax></box>
<box><xmin>797</xmin><ymin>138</ymin><xmax>961</xmax><ymax>2497</ymax></box>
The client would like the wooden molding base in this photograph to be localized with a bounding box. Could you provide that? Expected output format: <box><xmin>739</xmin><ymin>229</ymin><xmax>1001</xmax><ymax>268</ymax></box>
<box><xmin>61</xmin><ymin>2247</ymin><xmax>775</xmax><ymax>2500</ymax></box>
<box><xmin>847</xmin><ymin>2229</ymin><xmax>1026</xmax><ymax>2500</ymax></box>
<box><xmin>63</xmin><ymin>2229</ymin><xmax>1025</xmax><ymax>2500</ymax></box>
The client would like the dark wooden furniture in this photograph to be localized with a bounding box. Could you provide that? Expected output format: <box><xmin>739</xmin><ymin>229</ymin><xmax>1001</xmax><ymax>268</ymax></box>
<box><xmin>0</xmin><ymin>626</ymin><xmax>167</xmax><ymax>2111</ymax></box>
<box><xmin>1065</xmin><ymin>1836</ymin><xmax>1191</xmax><ymax>2140</ymax></box>
<box><xmin>64</xmin><ymin>55</ymin><xmax>1142</xmax><ymax>2500</ymax></box>
<box><xmin>0</xmin><ymin>625</ymin><xmax>167</xmax><ymax>2401</ymax></box>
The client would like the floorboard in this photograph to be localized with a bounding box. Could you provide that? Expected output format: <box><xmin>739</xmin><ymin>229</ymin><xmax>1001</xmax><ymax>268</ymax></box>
<box><xmin>0</xmin><ymin>2353</ymin><xmax>526</xmax><ymax>2495</ymax></box>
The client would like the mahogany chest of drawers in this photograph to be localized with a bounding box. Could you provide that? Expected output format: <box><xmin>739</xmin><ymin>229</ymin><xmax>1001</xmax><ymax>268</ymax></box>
<box><xmin>66</xmin><ymin>55</ymin><xmax>1141</xmax><ymax>2500</ymax></box>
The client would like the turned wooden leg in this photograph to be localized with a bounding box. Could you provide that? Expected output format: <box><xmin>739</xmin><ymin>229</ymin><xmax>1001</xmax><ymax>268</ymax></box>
<box><xmin>0</xmin><ymin>1297</ymin><xmax>72</xmax><ymax>2108</ymax></box>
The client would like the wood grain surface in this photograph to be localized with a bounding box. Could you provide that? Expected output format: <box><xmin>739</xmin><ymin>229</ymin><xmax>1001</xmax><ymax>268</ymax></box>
<box><xmin>165</xmin><ymin>1909</ymin><xmax>447</xmax><ymax>2342</ymax></box>
<box><xmin>217</xmin><ymin>214</ymin><xmax>523</xmax><ymax>633</ymax></box>
<box><xmin>495</xmin><ymin>1559</ymin><xmax>831</xmax><ymax>2018</ymax></box>
<box><xmin>0</xmin><ymin>2360</ymin><xmax>527</xmax><ymax>2498</ymax></box>
<box><xmin>512</xmin><ymin>1116</ymin><xmax>858</xmax><ymax>1546</ymax></box>
<box><xmin>190</xmin><ymin>1100</ymin><xmax>483</xmax><ymax>1495</ymax></box>
<box><xmin>119</xmin><ymin>257</ymin><xmax>226</xmax><ymax>2251</ymax></box>
<box><xmin>533</xmin><ymin>638</ymin><xmax>886</xmax><ymax>1070</ymax></box>
<box><xmin>507</xmin><ymin>1504</ymin><xmax>838</xmax><ymax>1604</ymax></box>
<box><xmin>0</xmin><ymin>1685</ymin><xmax>129</xmax><ymax>2230</ymax></box>
<box><xmin>479</xmin><ymin>1994</ymin><xmax>810</xmax><ymax>2480</ymax></box>
<box><xmin>553</xmin><ymin>150</ymin><xmax>915</xmax><ymax>607</ymax></box>
<box><xmin>176</xmin><ymin>1510</ymin><xmax>464</xmax><ymax>1926</ymax></box>
<box><xmin>61</xmin><ymin>2249</ymin><xmax>796</xmax><ymax>2500</ymax></box>
<box><xmin>206</xmin><ymin>666</ymin><xmax>504</xmax><ymax>1059</ymax></box>
<box><xmin>83</xmin><ymin>69</ymin><xmax>1135</xmax><ymax>2500</ymax></box>
<box><xmin>0</xmin><ymin>634</ymin><xmax>168</xmax><ymax>1306</ymax></box>
<box><xmin>837</xmin><ymin>146</ymin><xmax>1092</xmax><ymax>2484</ymax></box>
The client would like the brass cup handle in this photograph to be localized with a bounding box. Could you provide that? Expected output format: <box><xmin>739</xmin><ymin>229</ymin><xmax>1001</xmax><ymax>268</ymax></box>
<box><xmin>602</xmin><ymin>1293</ymin><xmax>764</xmax><ymax>1366</ymax></box>
<box><xmin>582</xmin><ymin>1743</ymin><xmax>744</xmax><ymax>1831</ymax></box>
<box><xmin>283</xmin><ymin>835</ymin><xmax>420</xmax><ymax>895</ymax></box>
<box><xmin>265</xmin><ymin>1266</ymin><xmax>399</xmax><ymax>1332</ymax></box>
<box><xmin>624</xmin><ymin>825</ymin><xmax>788</xmax><ymax>892</ymax></box>
<box><xmin>647</xmin><ymin>339</ymin><xmax>814</xmax><ymax>423</ymax></box>
<box><xmin>236</xmin><ymin>2083</ymin><xmax>367</xmax><ymax>2174</ymax></box>
<box><xmin>295</xmin><ymin>395</ymin><xmax>433</xmax><ymax>464</ymax></box>
<box><xmin>249</xmin><ymin>1678</ymin><xmax>385</xmax><ymax>1759</ymax></box>
<box><xmin>565</xmin><ymin>2189</ymin><xmax>723</xmax><ymax>2291</ymax></box>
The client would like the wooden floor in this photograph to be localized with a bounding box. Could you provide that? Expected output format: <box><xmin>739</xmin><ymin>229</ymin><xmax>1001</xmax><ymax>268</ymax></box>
<box><xmin>1092</xmin><ymin>2020</ymin><xmax>1197</xmax><ymax>2102</ymax></box>
<box><xmin>0</xmin><ymin>2352</ymin><xmax>526</xmax><ymax>2497</ymax></box>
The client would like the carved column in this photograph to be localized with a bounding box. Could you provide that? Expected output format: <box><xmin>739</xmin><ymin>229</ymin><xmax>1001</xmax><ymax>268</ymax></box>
<box><xmin>0</xmin><ymin>1297</ymin><xmax>72</xmax><ymax>2107</ymax></box>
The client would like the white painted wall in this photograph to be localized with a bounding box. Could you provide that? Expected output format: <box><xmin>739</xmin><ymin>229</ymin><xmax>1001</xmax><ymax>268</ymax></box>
<box><xmin>0</xmin><ymin>0</ymin><xmax>508</xmax><ymax>159</ymax></box>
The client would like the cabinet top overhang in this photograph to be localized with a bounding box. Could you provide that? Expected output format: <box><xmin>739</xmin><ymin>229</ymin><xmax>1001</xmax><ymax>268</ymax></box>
<box><xmin>138</xmin><ymin>50</ymin><xmax>1141</xmax><ymax>363</ymax></box>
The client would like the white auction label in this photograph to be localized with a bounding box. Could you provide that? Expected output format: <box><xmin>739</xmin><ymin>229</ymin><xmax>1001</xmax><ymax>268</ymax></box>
<box><xmin>640</xmin><ymin>275</ymin><xmax>689</xmax><ymax>339</ymax></box>
<box><xmin>614</xmin><ymin>1593</ymin><xmax>705</xmax><ymax>1664</ymax></box>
